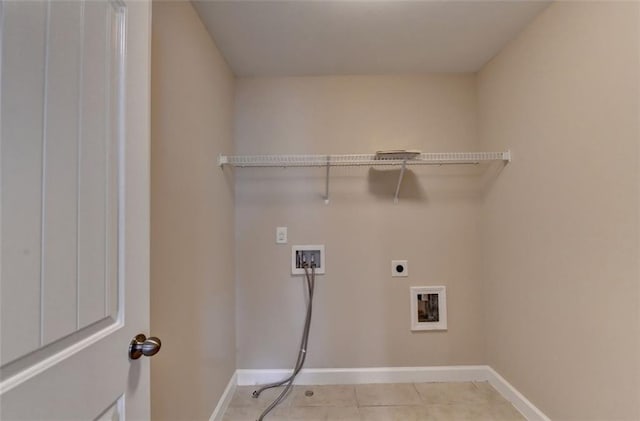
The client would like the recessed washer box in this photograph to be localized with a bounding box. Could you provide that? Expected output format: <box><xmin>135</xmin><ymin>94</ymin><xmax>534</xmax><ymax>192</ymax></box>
<box><xmin>292</xmin><ymin>245</ymin><xmax>325</xmax><ymax>275</ymax></box>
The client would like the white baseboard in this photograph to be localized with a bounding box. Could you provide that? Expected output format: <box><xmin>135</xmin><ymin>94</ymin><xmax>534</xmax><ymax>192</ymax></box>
<box><xmin>208</xmin><ymin>371</ymin><xmax>237</xmax><ymax>421</ymax></box>
<box><xmin>210</xmin><ymin>365</ymin><xmax>550</xmax><ymax>421</ymax></box>
<box><xmin>486</xmin><ymin>367</ymin><xmax>551</xmax><ymax>421</ymax></box>
<box><xmin>236</xmin><ymin>365</ymin><xmax>490</xmax><ymax>386</ymax></box>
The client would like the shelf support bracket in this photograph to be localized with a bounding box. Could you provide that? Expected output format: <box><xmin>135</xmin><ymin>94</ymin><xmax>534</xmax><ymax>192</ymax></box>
<box><xmin>394</xmin><ymin>159</ymin><xmax>408</xmax><ymax>204</ymax></box>
<box><xmin>324</xmin><ymin>156</ymin><xmax>331</xmax><ymax>204</ymax></box>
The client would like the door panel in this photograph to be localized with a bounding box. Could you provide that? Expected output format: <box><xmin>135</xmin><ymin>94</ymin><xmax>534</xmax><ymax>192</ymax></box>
<box><xmin>1</xmin><ymin>0</ymin><xmax>121</xmax><ymax>366</ymax></box>
<box><xmin>78</xmin><ymin>0</ymin><xmax>118</xmax><ymax>330</ymax></box>
<box><xmin>0</xmin><ymin>0</ymin><xmax>48</xmax><ymax>364</ymax></box>
<box><xmin>41</xmin><ymin>0</ymin><xmax>82</xmax><ymax>346</ymax></box>
<box><xmin>0</xmin><ymin>0</ymin><xmax>151</xmax><ymax>418</ymax></box>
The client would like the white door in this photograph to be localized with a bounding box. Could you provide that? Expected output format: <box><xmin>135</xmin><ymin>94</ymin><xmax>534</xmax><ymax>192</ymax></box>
<box><xmin>0</xmin><ymin>0</ymin><xmax>152</xmax><ymax>419</ymax></box>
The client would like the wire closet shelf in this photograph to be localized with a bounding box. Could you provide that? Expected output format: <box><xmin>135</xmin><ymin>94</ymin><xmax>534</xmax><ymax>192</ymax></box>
<box><xmin>218</xmin><ymin>151</ymin><xmax>511</xmax><ymax>168</ymax></box>
<box><xmin>218</xmin><ymin>151</ymin><xmax>511</xmax><ymax>203</ymax></box>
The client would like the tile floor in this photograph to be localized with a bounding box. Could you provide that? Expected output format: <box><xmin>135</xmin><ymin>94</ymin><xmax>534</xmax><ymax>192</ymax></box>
<box><xmin>222</xmin><ymin>382</ymin><xmax>526</xmax><ymax>420</ymax></box>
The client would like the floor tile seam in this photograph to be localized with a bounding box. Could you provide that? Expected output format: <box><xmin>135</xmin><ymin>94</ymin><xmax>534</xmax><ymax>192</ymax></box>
<box><xmin>269</xmin><ymin>401</ymin><xmax>517</xmax><ymax>408</ymax></box>
<box><xmin>227</xmin><ymin>400</ymin><xmax>294</xmax><ymax>409</ymax></box>
<box><xmin>359</xmin><ymin>402</ymin><xmax>431</xmax><ymax>407</ymax></box>
<box><xmin>410</xmin><ymin>381</ymin><xmax>421</xmax><ymax>400</ymax></box>
<box><xmin>355</xmin><ymin>401</ymin><xmax>512</xmax><ymax>409</ymax></box>
<box><xmin>422</xmin><ymin>399</ymin><xmax>493</xmax><ymax>405</ymax></box>
<box><xmin>289</xmin><ymin>404</ymin><xmax>359</xmax><ymax>408</ymax></box>
<box><xmin>353</xmin><ymin>389</ymin><xmax>362</xmax><ymax>408</ymax></box>
<box><xmin>229</xmin><ymin>399</ymin><xmax>495</xmax><ymax>408</ymax></box>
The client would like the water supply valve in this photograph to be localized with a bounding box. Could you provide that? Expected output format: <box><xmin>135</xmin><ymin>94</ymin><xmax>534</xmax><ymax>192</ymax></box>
<box><xmin>291</xmin><ymin>245</ymin><xmax>325</xmax><ymax>275</ymax></box>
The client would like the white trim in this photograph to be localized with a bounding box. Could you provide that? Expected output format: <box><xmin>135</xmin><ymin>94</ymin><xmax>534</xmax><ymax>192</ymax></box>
<box><xmin>208</xmin><ymin>371</ymin><xmax>237</xmax><ymax>421</ymax></box>
<box><xmin>236</xmin><ymin>365</ymin><xmax>489</xmax><ymax>386</ymax></box>
<box><xmin>486</xmin><ymin>366</ymin><xmax>551</xmax><ymax>421</ymax></box>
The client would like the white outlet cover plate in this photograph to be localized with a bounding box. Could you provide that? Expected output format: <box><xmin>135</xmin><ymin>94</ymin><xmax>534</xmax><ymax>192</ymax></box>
<box><xmin>292</xmin><ymin>245</ymin><xmax>325</xmax><ymax>275</ymax></box>
<box><xmin>392</xmin><ymin>260</ymin><xmax>408</xmax><ymax>277</ymax></box>
<box><xmin>276</xmin><ymin>226</ymin><xmax>287</xmax><ymax>244</ymax></box>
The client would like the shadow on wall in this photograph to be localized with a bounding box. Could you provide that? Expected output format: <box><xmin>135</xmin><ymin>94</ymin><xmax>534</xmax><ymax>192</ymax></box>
<box><xmin>233</xmin><ymin>164</ymin><xmax>503</xmax><ymax>205</ymax></box>
<box><xmin>477</xmin><ymin>160</ymin><xmax>510</xmax><ymax>200</ymax></box>
<box><xmin>367</xmin><ymin>168</ymin><xmax>427</xmax><ymax>202</ymax></box>
<box><xmin>368</xmin><ymin>165</ymin><xmax>498</xmax><ymax>203</ymax></box>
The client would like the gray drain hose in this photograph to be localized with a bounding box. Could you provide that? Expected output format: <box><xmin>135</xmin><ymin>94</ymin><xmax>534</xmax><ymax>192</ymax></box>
<box><xmin>252</xmin><ymin>264</ymin><xmax>316</xmax><ymax>420</ymax></box>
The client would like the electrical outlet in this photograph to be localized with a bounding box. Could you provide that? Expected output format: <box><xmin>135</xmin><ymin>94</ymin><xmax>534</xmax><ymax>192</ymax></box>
<box><xmin>392</xmin><ymin>260</ymin><xmax>408</xmax><ymax>277</ymax></box>
<box><xmin>276</xmin><ymin>227</ymin><xmax>287</xmax><ymax>244</ymax></box>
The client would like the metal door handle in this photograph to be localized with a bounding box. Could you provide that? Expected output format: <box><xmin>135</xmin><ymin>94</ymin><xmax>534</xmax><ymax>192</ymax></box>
<box><xmin>129</xmin><ymin>334</ymin><xmax>161</xmax><ymax>360</ymax></box>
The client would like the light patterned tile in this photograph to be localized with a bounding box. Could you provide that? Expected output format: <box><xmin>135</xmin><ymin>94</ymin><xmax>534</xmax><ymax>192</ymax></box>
<box><xmin>474</xmin><ymin>382</ymin><xmax>511</xmax><ymax>405</ymax></box>
<box><xmin>358</xmin><ymin>406</ymin><xmax>428</xmax><ymax>421</ymax></box>
<box><xmin>288</xmin><ymin>406</ymin><xmax>362</xmax><ymax>421</ymax></box>
<box><xmin>424</xmin><ymin>403</ymin><xmax>526</xmax><ymax>421</ymax></box>
<box><xmin>291</xmin><ymin>385</ymin><xmax>357</xmax><ymax>407</ymax></box>
<box><xmin>424</xmin><ymin>403</ymin><xmax>492</xmax><ymax>421</ymax></box>
<box><xmin>287</xmin><ymin>407</ymin><xmax>325</xmax><ymax>421</ymax></box>
<box><xmin>222</xmin><ymin>405</ymin><xmax>288</xmax><ymax>421</ymax></box>
<box><xmin>222</xmin><ymin>382</ymin><xmax>525</xmax><ymax>421</ymax></box>
<box><xmin>355</xmin><ymin>383</ymin><xmax>421</xmax><ymax>406</ymax></box>
<box><xmin>229</xmin><ymin>385</ymin><xmax>293</xmax><ymax>409</ymax></box>
<box><xmin>325</xmin><ymin>407</ymin><xmax>364</xmax><ymax>421</ymax></box>
<box><xmin>415</xmin><ymin>382</ymin><xmax>486</xmax><ymax>404</ymax></box>
<box><xmin>486</xmin><ymin>403</ymin><xmax>527</xmax><ymax>421</ymax></box>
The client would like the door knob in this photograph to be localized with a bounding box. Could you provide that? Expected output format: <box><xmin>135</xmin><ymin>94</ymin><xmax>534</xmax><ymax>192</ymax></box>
<box><xmin>129</xmin><ymin>334</ymin><xmax>161</xmax><ymax>360</ymax></box>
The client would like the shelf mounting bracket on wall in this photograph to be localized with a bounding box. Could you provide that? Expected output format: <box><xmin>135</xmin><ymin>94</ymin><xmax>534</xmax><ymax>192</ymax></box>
<box><xmin>324</xmin><ymin>156</ymin><xmax>331</xmax><ymax>204</ymax></box>
<box><xmin>393</xmin><ymin>159</ymin><xmax>408</xmax><ymax>204</ymax></box>
<box><xmin>218</xmin><ymin>151</ymin><xmax>511</xmax><ymax>203</ymax></box>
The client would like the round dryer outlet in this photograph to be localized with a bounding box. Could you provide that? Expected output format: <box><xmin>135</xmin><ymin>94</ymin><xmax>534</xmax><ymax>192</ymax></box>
<box><xmin>391</xmin><ymin>260</ymin><xmax>408</xmax><ymax>277</ymax></box>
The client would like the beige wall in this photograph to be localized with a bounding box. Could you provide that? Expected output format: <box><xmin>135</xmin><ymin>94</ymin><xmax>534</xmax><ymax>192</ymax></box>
<box><xmin>234</xmin><ymin>75</ymin><xmax>486</xmax><ymax>368</ymax></box>
<box><xmin>478</xmin><ymin>2</ymin><xmax>640</xmax><ymax>420</ymax></box>
<box><xmin>150</xmin><ymin>2</ymin><xmax>235</xmax><ymax>420</ymax></box>
<box><xmin>149</xmin><ymin>2</ymin><xmax>639</xmax><ymax>419</ymax></box>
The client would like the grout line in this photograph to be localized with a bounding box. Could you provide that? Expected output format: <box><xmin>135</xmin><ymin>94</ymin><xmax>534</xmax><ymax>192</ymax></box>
<box><xmin>411</xmin><ymin>382</ymin><xmax>420</xmax><ymax>401</ymax></box>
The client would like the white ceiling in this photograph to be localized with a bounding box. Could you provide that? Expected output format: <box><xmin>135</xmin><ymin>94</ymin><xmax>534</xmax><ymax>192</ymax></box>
<box><xmin>192</xmin><ymin>1</ymin><xmax>551</xmax><ymax>77</ymax></box>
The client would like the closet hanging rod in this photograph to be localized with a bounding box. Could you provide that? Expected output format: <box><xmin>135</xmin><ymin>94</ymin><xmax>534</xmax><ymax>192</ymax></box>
<box><xmin>218</xmin><ymin>151</ymin><xmax>511</xmax><ymax>168</ymax></box>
